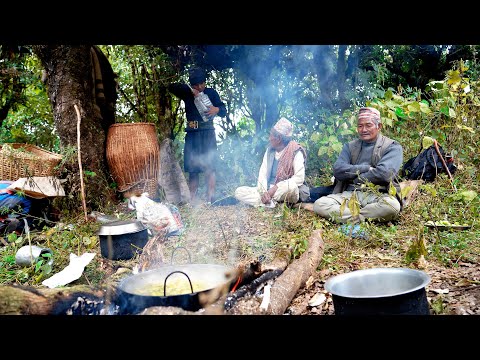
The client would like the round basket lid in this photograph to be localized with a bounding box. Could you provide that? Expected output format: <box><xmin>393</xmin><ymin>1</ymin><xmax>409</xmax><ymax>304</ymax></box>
<box><xmin>98</xmin><ymin>219</ymin><xmax>147</xmax><ymax>236</ymax></box>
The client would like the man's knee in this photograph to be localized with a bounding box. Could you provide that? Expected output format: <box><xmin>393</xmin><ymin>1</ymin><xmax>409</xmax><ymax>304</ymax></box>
<box><xmin>234</xmin><ymin>186</ymin><xmax>246</xmax><ymax>200</ymax></box>
<box><xmin>377</xmin><ymin>197</ymin><xmax>401</xmax><ymax>221</ymax></box>
<box><xmin>313</xmin><ymin>196</ymin><xmax>334</xmax><ymax>217</ymax></box>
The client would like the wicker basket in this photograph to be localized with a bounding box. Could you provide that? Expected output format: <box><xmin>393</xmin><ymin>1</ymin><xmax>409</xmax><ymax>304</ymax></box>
<box><xmin>106</xmin><ymin>123</ymin><xmax>160</xmax><ymax>198</ymax></box>
<box><xmin>0</xmin><ymin>143</ymin><xmax>63</xmax><ymax>181</ymax></box>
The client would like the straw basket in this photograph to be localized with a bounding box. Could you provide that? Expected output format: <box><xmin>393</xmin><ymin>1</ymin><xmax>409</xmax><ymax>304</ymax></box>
<box><xmin>0</xmin><ymin>143</ymin><xmax>63</xmax><ymax>181</ymax></box>
<box><xmin>106</xmin><ymin>123</ymin><xmax>160</xmax><ymax>198</ymax></box>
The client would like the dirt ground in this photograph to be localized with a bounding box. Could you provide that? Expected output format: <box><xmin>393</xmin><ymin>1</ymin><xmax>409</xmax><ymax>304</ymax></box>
<box><xmin>153</xmin><ymin>202</ymin><xmax>480</xmax><ymax>316</ymax></box>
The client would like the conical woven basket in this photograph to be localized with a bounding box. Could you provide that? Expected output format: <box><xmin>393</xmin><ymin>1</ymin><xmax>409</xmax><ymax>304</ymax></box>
<box><xmin>106</xmin><ymin>123</ymin><xmax>160</xmax><ymax>198</ymax></box>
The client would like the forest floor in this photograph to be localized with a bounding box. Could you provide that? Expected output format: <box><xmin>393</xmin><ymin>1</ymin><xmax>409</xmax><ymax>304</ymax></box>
<box><xmin>134</xmin><ymin>200</ymin><xmax>480</xmax><ymax>316</ymax></box>
<box><xmin>3</xmin><ymin>189</ymin><xmax>478</xmax><ymax>316</ymax></box>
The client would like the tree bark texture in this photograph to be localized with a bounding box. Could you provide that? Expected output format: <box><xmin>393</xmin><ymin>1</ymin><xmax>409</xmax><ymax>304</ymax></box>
<box><xmin>266</xmin><ymin>228</ymin><xmax>324</xmax><ymax>315</ymax></box>
<box><xmin>228</xmin><ymin>229</ymin><xmax>324</xmax><ymax>315</ymax></box>
<box><xmin>0</xmin><ymin>284</ymin><xmax>106</xmax><ymax>315</ymax></box>
<box><xmin>33</xmin><ymin>45</ymin><xmax>116</xmax><ymax>210</ymax></box>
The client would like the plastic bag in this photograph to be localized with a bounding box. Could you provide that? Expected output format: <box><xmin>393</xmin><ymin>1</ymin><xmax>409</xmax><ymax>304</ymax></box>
<box><xmin>128</xmin><ymin>193</ymin><xmax>184</xmax><ymax>236</ymax></box>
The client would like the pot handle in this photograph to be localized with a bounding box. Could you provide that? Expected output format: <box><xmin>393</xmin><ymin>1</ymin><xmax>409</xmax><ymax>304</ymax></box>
<box><xmin>163</xmin><ymin>270</ymin><xmax>194</xmax><ymax>296</ymax></box>
<box><xmin>170</xmin><ymin>246</ymin><xmax>192</xmax><ymax>264</ymax></box>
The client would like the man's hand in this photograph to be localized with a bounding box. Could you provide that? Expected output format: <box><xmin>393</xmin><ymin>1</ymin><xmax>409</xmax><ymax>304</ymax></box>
<box><xmin>206</xmin><ymin>106</ymin><xmax>219</xmax><ymax>116</ymax></box>
<box><xmin>261</xmin><ymin>185</ymin><xmax>278</xmax><ymax>204</ymax></box>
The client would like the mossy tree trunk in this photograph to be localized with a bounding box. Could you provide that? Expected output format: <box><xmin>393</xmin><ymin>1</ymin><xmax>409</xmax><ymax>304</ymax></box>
<box><xmin>32</xmin><ymin>45</ymin><xmax>117</xmax><ymax>211</ymax></box>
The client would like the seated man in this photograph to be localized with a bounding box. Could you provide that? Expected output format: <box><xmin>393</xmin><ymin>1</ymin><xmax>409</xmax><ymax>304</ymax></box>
<box><xmin>313</xmin><ymin>107</ymin><xmax>403</xmax><ymax>223</ymax></box>
<box><xmin>235</xmin><ymin>117</ymin><xmax>309</xmax><ymax>207</ymax></box>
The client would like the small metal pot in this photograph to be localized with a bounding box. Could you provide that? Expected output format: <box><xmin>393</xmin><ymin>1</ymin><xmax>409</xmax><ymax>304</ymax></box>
<box><xmin>324</xmin><ymin>267</ymin><xmax>431</xmax><ymax>315</ymax></box>
<box><xmin>98</xmin><ymin>219</ymin><xmax>148</xmax><ymax>260</ymax></box>
<box><xmin>114</xmin><ymin>263</ymin><xmax>235</xmax><ymax>314</ymax></box>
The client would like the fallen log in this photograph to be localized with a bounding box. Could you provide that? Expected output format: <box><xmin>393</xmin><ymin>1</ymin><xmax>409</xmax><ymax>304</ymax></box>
<box><xmin>228</xmin><ymin>228</ymin><xmax>324</xmax><ymax>315</ymax></box>
<box><xmin>0</xmin><ymin>284</ymin><xmax>108</xmax><ymax>315</ymax></box>
<box><xmin>266</xmin><ymin>228</ymin><xmax>324</xmax><ymax>315</ymax></box>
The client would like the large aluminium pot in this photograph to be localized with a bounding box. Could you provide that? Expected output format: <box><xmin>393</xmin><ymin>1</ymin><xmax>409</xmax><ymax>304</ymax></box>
<box><xmin>324</xmin><ymin>267</ymin><xmax>431</xmax><ymax>315</ymax></box>
<box><xmin>114</xmin><ymin>263</ymin><xmax>236</xmax><ymax>314</ymax></box>
<box><xmin>98</xmin><ymin>219</ymin><xmax>149</xmax><ymax>260</ymax></box>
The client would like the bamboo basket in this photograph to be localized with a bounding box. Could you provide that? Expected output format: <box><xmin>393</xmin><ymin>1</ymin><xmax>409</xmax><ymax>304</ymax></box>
<box><xmin>106</xmin><ymin>123</ymin><xmax>160</xmax><ymax>198</ymax></box>
<box><xmin>0</xmin><ymin>143</ymin><xmax>63</xmax><ymax>181</ymax></box>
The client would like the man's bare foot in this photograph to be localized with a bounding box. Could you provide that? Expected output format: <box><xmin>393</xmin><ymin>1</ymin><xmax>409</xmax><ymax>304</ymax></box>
<box><xmin>294</xmin><ymin>202</ymin><xmax>314</xmax><ymax>212</ymax></box>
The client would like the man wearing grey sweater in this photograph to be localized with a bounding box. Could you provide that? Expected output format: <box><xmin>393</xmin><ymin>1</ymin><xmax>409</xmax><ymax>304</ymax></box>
<box><xmin>313</xmin><ymin>107</ymin><xmax>403</xmax><ymax>223</ymax></box>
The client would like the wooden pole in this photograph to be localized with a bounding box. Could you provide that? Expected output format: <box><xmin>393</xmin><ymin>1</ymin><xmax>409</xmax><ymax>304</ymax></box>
<box><xmin>74</xmin><ymin>104</ymin><xmax>88</xmax><ymax>221</ymax></box>
<box><xmin>433</xmin><ymin>140</ymin><xmax>456</xmax><ymax>192</ymax></box>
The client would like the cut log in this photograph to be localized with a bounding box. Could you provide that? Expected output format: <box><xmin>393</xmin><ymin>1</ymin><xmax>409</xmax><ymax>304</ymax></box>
<box><xmin>266</xmin><ymin>228</ymin><xmax>324</xmax><ymax>315</ymax></box>
<box><xmin>0</xmin><ymin>284</ymin><xmax>107</xmax><ymax>315</ymax></box>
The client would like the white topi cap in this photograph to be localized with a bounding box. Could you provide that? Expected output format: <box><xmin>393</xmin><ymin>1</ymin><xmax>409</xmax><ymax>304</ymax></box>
<box><xmin>273</xmin><ymin>117</ymin><xmax>293</xmax><ymax>137</ymax></box>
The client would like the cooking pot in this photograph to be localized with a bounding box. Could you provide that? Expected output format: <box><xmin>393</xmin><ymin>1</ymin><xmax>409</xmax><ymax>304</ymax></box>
<box><xmin>114</xmin><ymin>263</ymin><xmax>236</xmax><ymax>314</ymax></box>
<box><xmin>324</xmin><ymin>267</ymin><xmax>431</xmax><ymax>315</ymax></box>
<box><xmin>98</xmin><ymin>219</ymin><xmax>148</xmax><ymax>260</ymax></box>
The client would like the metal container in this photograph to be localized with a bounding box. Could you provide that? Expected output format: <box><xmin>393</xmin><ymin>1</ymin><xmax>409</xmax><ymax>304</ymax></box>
<box><xmin>114</xmin><ymin>263</ymin><xmax>236</xmax><ymax>314</ymax></box>
<box><xmin>15</xmin><ymin>245</ymin><xmax>53</xmax><ymax>267</ymax></box>
<box><xmin>324</xmin><ymin>267</ymin><xmax>431</xmax><ymax>315</ymax></box>
<box><xmin>98</xmin><ymin>219</ymin><xmax>148</xmax><ymax>260</ymax></box>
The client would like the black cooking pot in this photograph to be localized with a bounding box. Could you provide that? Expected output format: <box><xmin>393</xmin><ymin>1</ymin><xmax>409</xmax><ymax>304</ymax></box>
<box><xmin>114</xmin><ymin>263</ymin><xmax>235</xmax><ymax>314</ymax></box>
<box><xmin>324</xmin><ymin>267</ymin><xmax>431</xmax><ymax>315</ymax></box>
<box><xmin>98</xmin><ymin>220</ymin><xmax>149</xmax><ymax>260</ymax></box>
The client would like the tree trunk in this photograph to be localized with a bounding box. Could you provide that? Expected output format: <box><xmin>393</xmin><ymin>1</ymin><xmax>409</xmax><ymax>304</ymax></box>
<box><xmin>32</xmin><ymin>45</ymin><xmax>116</xmax><ymax>211</ymax></box>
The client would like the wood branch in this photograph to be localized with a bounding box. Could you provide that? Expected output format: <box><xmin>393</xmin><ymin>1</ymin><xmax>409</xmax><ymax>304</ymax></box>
<box><xmin>433</xmin><ymin>140</ymin><xmax>456</xmax><ymax>191</ymax></box>
<box><xmin>224</xmin><ymin>269</ymin><xmax>284</xmax><ymax>311</ymax></box>
<box><xmin>74</xmin><ymin>104</ymin><xmax>88</xmax><ymax>221</ymax></box>
<box><xmin>134</xmin><ymin>231</ymin><xmax>168</xmax><ymax>273</ymax></box>
<box><xmin>266</xmin><ymin>228</ymin><xmax>324</xmax><ymax>315</ymax></box>
<box><xmin>0</xmin><ymin>284</ymin><xmax>107</xmax><ymax>315</ymax></box>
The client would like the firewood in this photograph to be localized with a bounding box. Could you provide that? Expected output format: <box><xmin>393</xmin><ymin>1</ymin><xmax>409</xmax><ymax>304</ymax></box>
<box><xmin>0</xmin><ymin>284</ymin><xmax>107</xmax><ymax>315</ymax></box>
<box><xmin>266</xmin><ymin>228</ymin><xmax>324</xmax><ymax>315</ymax></box>
<box><xmin>224</xmin><ymin>269</ymin><xmax>283</xmax><ymax>311</ymax></box>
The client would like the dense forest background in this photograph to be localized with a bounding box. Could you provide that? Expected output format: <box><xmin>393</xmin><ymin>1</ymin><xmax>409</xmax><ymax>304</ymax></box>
<box><xmin>1</xmin><ymin>45</ymin><xmax>479</xmax><ymax>211</ymax></box>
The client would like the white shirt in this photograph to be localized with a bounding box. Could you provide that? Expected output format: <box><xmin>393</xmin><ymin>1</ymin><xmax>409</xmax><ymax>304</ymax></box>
<box><xmin>257</xmin><ymin>147</ymin><xmax>305</xmax><ymax>193</ymax></box>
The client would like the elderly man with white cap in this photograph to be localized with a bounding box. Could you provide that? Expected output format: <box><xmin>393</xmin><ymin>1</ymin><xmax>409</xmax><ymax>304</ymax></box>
<box><xmin>235</xmin><ymin>117</ymin><xmax>310</xmax><ymax>207</ymax></box>
<box><xmin>313</xmin><ymin>107</ymin><xmax>403</xmax><ymax>223</ymax></box>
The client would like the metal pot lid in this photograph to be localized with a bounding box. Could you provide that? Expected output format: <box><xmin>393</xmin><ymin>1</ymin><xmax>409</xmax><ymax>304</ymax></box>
<box><xmin>98</xmin><ymin>219</ymin><xmax>147</xmax><ymax>236</ymax></box>
<box><xmin>324</xmin><ymin>267</ymin><xmax>431</xmax><ymax>299</ymax></box>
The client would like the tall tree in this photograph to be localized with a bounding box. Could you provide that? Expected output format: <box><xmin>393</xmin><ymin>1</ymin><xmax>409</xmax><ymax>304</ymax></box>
<box><xmin>33</xmin><ymin>45</ymin><xmax>117</xmax><ymax>210</ymax></box>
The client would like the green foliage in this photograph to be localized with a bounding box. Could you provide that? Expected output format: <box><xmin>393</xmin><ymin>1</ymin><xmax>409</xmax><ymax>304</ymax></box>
<box><xmin>405</xmin><ymin>230</ymin><xmax>428</xmax><ymax>264</ymax></box>
<box><xmin>430</xmin><ymin>296</ymin><xmax>446</xmax><ymax>315</ymax></box>
<box><xmin>2</xmin><ymin>45</ymin><xmax>480</xmax><ymax>293</ymax></box>
<box><xmin>33</xmin><ymin>252</ymin><xmax>52</xmax><ymax>283</ymax></box>
<box><xmin>0</xmin><ymin>49</ymin><xmax>57</xmax><ymax>150</ymax></box>
<box><xmin>0</xmin><ymin>219</ymin><xmax>108</xmax><ymax>286</ymax></box>
<box><xmin>291</xmin><ymin>236</ymin><xmax>308</xmax><ymax>259</ymax></box>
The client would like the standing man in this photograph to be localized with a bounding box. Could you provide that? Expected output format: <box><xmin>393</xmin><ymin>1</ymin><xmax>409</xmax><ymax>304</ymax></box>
<box><xmin>313</xmin><ymin>107</ymin><xmax>403</xmax><ymax>223</ymax></box>
<box><xmin>235</xmin><ymin>117</ymin><xmax>310</xmax><ymax>207</ymax></box>
<box><xmin>168</xmin><ymin>67</ymin><xmax>227</xmax><ymax>204</ymax></box>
